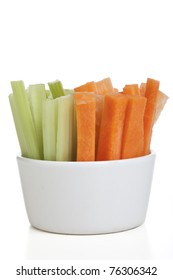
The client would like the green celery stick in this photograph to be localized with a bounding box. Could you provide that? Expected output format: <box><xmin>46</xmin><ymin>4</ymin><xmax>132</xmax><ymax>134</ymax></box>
<box><xmin>11</xmin><ymin>81</ymin><xmax>41</xmax><ymax>159</ymax></box>
<box><xmin>45</xmin><ymin>89</ymin><xmax>53</xmax><ymax>99</ymax></box>
<box><xmin>64</xmin><ymin>89</ymin><xmax>74</xmax><ymax>95</ymax></box>
<box><xmin>42</xmin><ymin>99</ymin><xmax>58</xmax><ymax>161</ymax></box>
<box><xmin>28</xmin><ymin>84</ymin><xmax>46</xmax><ymax>159</ymax></box>
<box><xmin>56</xmin><ymin>94</ymin><xmax>75</xmax><ymax>161</ymax></box>
<box><xmin>48</xmin><ymin>80</ymin><xmax>65</xmax><ymax>99</ymax></box>
<box><xmin>9</xmin><ymin>94</ymin><xmax>29</xmax><ymax>157</ymax></box>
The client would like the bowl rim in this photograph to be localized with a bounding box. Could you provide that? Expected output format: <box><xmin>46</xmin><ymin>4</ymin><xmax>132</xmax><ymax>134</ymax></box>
<box><xmin>16</xmin><ymin>150</ymin><xmax>156</xmax><ymax>166</ymax></box>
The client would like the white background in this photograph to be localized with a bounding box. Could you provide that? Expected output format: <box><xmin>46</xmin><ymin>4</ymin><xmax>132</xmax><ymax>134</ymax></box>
<box><xmin>0</xmin><ymin>0</ymin><xmax>173</xmax><ymax>278</ymax></box>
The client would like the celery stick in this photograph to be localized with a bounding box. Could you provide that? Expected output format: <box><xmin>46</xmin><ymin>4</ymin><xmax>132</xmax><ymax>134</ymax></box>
<box><xmin>46</xmin><ymin>89</ymin><xmax>53</xmax><ymax>99</ymax></box>
<box><xmin>56</xmin><ymin>94</ymin><xmax>75</xmax><ymax>161</ymax></box>
<box><xmin>42</xmin><ymin>99</ymin><xmax>58</xmax><ymax>161</ymax></box>
<box><xmin>48</xmin><ymin>80</ymin><xmax>65</xmax><ymax>98</ymax></box>
<box><xmin>11</xmin><ymin>81</ymin><xmax>41</xmax><ymax>159</ymax></box>
<box><xmin>9</xmin><ymin>94</ymin><xmax>28</xmax><ymax>157</ymax></box>
<box><xmin>28</xmin><ymin>84</ymin><xmax>46</xmax><ymax>159</ymax></box>
<box><xmin>64</xmin><ymin>89</ymin><xmax>74</xmax><ymax>95</ymax></box>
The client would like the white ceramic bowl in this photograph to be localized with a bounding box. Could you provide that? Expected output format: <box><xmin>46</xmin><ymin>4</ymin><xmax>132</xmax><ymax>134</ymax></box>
<box><xmin>17</xmin><ymin>152</ymin><xmax>156</xmax><ymax>234</ymax></box>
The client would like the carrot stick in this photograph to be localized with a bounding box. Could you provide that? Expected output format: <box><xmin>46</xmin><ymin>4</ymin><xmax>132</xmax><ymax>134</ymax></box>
<box><xmin>96</xmin><ymin>94</ymin><xmax>128</xmax><ymax>160</ymax></box>
<box><xmin>139</xmin><ymin>82</ymin><xmax>146</xmax><ymax>96</ymax></box>
<box><xmin>75</xmin><ymin>78</ymin><xmax>115</xmax><ymax>154</ymax></box>
<box><xmin>154</xmin><ymin>90</ymin><xmax>168</xmax><ymax>124</ymax></box>
<box><xmin>139</xmin><ymin>83</ymin><xmax>168</xmax><ymax>123</ymax></box>
<box><xmin>96</xmin><ymin>77</ymin><xmax>114</xmax><ymax>95</ymax></box>
<box><xmin>74</xmin><ymin>81</ymin><xmax>98</xmax><ymax>93</ymax></box>
<box><xmin>75</xmin><ymin>92</ymin><xmax>96</xmax><ymax>161</ymax></box>
<box><xmin>143</xmin><ymin>78</ymin><xmax>160</xmax><ymax>155</ymax></box>
<box><xmin>123</xmin><ymin>84</ymin><xmax>139</xmax><ymax>95</ymax></box>
<box><xmin>95</xmin><ymin>94</ymin><xmax>104</xmax><ymax>151</ymax></box>
<box><xmin>121</xmin><ymin>95</ymin><xmax>147</xmax><ymax>159</ymax></box>
<box><xmin>114</xmin><ymin>88</ymin><xmax>119</xmax><ymax>93</ymax></box>
<box><xmin>95</xmin><ymin>78</ymin><xmax>116</xmax><ymax>153</ymax></box>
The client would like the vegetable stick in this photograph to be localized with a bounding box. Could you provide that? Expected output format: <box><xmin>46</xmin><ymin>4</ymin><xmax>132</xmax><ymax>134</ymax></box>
<box><xmin>139</xmin><ymin>82</ymin><xmax>146</xmax><ymax>96</ymax></box>
<box><xmin>121</xmin><ymin>95</ymin><xmax>147</xmax><ymax>159</ymax></box>
<box><xmin>72</xmin><ymin>100</ymin><xmax>77</xmax><ymax>161</ymax></box>
<box><xmin>48</xmin><ymin>80</ymin><xmax>65</xmax><ymax>98</ymax></box>
<box><xmin>42</xmin><ymin>99</ymin><xmax>58</xmax><ymax>161</ymax></box>
<box><xmin>154</xmin><ymin>90</ymin><xmax>168</xmax><ymax>123</ymax></box>
<box><xmin>45</xmin><ymin>89</ymin><xmax>53</xmax><ymax>99</ymax></box>
<box><xmin>143</xmin><ymin>78</ymin><xmax>160</xmax><ymax>155</ymax></box>
<box><xmin>123</xmin><ymin>84</ymin><xmax>139</xmax><ymax>95</ymax></box>
<box><xmin>74</xmin><ymin>81</ymin><xmax>98</xmax><ymax>93</ymax></box>
<box><xmin>28</xmin><ymin>84</ymin><xmax>46</xmax><ymax>159</ymax></box>
<box><xmin>96</xmin><ymin>77</ymin><xmax>114</xmax><ymax>95</ymax></box>
<box><xmin>95</xmin><ymin>77</ymin><xmax>115</xmax><ymax>151</ymax></box>
<box><xmin>11</xmin><ymin>81</ymin><xmax>41</xmax><ymax>159</ymax></box>
<box><xmin>114</xmin><ymin>88</ymin><xmax>118</xmax><ymax>93</ymax></box>
<box><xmin>64</xmin><ymin>89</ymin><xmax>75</xmax><ymax>95</ymax></box>
<box><xmin>139</xmin><ymin>83</ymin><xmax>168</xmax><ymax>123</ymax></box>
<box><xmin>74</xmin><ymin>87</ymin><xmax>104</xmax><ymax>157</ymax></box>
<box><xmin>74</xmin><ymin>79</ymin><xmax>114</xmax><ymax>154</ymax></box>
<box><xmin>75</xmin><ymin>92</ymin><xmax>96</xmax><ymax>161</ymax></box>
<box><xmin>96</xmin><ymin>94</ymin><xmax>128</xmax><ymax>160</ymax></box>
<box><xmin>95</xmin><ymin>94</ymin><xmax>104</xmax><ymax>152</ymax></box>
<box><xmin>56</xmin><ymin>94</ymin><xmax>75</xmax><ymax>161</ymax></box>
<box><xmin>9</xmin><ymin>94</ymin><xmax>29</xmax><ymax>157</ymax></box>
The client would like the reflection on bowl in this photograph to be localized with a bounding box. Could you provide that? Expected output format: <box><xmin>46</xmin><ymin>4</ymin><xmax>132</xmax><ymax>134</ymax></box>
<box><xmin>17</xmin><ymin>152</ymin><xmax>156</xmax><ymax>235</ymax></box>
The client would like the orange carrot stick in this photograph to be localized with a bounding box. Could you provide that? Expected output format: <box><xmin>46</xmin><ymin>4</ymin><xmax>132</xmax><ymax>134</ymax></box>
<box><xmin>95</xmin><ymin>78</ymin><xmax>116</xmax><ymax>152</ymax></box>
<box><xmin>123</xmin><ymin>84</ymin><xmax>139</xmax><ymax>95</ymax></box>
<box><xmin>96</xmin><ymin>77</ymin><xmax>114</xmax><ymax>95</ymax></box>
<box><xmin>121</xmin><ymin>95</ymin><xmax>147</xmax><ymax>159</ymax></box>
<box><xmin>139</xmin><ymin>82</ymin><xmax>146</xmax><ymax>96</ymax></box>
<box><xmin>143</xmin><ymin>78</ymin><xmax>160</xmax><ymax>155</ymax></box>
<box><xmin>154</xmin><ymin>90</ymin><xmax>168</xmax><ymax>124</ymax></box>
<box><xmin>95</xmin><ymin>94</ymin><xmax>104</xmax><ymax>152</ymax></box>
<box><xmin>75</xmin><ymin>78</ymin><xmax>115</xmax><ymax>154</ymax></box>
<box><xmin>75</xmin><ymin>92</ymin><xmax>96</xmax><ymax>161</ymax></box>
<box><xmin>139</xmin><ymin>83</ymin><xmax>168</xmax><ymax>123</ymax></box>
<box><xmin>96</xmin><ymin>94</ymin><xmax>128</xmax><ymax>160</ymax></box>
<box><xmin>114</xmin><ymin>88</ymin><xmax>119</xmax><ymax>93</ymax></box>
<box><xmin>74</xmin><ymin>81</ymin><xmax>98</xmax><ymax>93</ymax></box>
